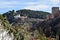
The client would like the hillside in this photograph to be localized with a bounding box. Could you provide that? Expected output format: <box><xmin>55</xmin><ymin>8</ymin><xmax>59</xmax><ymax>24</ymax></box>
<box><xmin>16</xmin><ymin>9</ymin><xmax>50</xmax><ymax>18</ymax></box>
<box><xmin>0</xmin><ymin>9</ymin><xmax>60</xmax><ymax>40</ymax></box>
<box><xmin>3</xmin><ymin>9</ymin><xmax>50</xmax><ymax>23</ymax></box>
<box><xmin>0</xmin><ymin>14</ymin><xmax>48</xmax><ymax>40</ymax></box>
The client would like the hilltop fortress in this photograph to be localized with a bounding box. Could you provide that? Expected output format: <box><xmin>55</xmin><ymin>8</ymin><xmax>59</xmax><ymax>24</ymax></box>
<box><xmin>47</xmin><ymin>7</ymin><xmax>60</xmax><ymax>20</ymax></box>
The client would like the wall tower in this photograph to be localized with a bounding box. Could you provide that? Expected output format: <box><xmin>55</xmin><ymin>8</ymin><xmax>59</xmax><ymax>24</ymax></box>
<box><xmin>52</xmin><ymin>7</ymin><xmax>59</xmax><ymax>17</ymax></box>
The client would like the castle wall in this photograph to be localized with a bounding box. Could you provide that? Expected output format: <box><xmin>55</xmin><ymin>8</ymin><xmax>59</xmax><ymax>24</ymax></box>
<box><xmin>46</xmin><ymin>14</ymin><xmax>54</xmax><ymax>20</ymax></box>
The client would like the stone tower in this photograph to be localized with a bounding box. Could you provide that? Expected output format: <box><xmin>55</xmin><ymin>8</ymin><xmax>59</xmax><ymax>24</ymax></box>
<box><xmin>52</xmin><ymin>7</ymin><xmax>59</xmax><ymax>17</ymax></box>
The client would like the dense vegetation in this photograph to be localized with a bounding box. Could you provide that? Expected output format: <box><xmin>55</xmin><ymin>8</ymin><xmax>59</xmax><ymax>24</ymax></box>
<box><xmin>16</xmin><ymin>9</ymin><xmax>50</xmax><ymax>18</ymax></box>
<box><xmin>35</xmin><ymin>16</ymin><xmax>60</xmax><ymax>40</ymax></box>
<box><xmin>0</xmin><ymin>14</ymin><xmax>48</xmax><ymax>40</ymax></box>
<box><xmin>3</xmin><ymin>9</ymin><xmax>50</xmax><ymax>23</ymax></box>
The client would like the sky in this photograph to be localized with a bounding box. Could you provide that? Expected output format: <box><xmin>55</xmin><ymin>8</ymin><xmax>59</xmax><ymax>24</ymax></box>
<box><xmin>0</xmin><ymin>0</ymin><xmax>60</xmax><ymax>14</ymax></box>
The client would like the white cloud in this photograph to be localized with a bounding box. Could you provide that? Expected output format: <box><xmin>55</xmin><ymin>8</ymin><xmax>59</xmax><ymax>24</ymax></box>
<box><xmin>25</xmin><ymin>2</ymin><xmax>38</xmax><ymax>5</ymax></box>
<box><xmin>24</xmin><ymin>5</ymin><xmax>49</xmax><ymax>10</ymax></box>
<box><xmin>0</xmin><ymin>1</ymin><xmax>37</xmax><ymax>8</ymax></box>
<box><xmin>0</xmin><ymin>1</ymin><xmax>20</xmax><ymax>5</ymax></box>
<box><xmin>0</xmin><ymin>1</ymin><xmax>21</xmax><ymax>8</ymax></box>
<box><xmin>50</xmin><ymin>0</ymin><xmax>60</xmax><ymax>4</ymax></box>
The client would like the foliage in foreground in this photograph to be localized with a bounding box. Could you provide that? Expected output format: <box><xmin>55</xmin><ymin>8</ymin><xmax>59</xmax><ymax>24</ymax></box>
<box><xmin>0</xmin><ymin>14</ymin><xmax>48</xmax><ymax>40</ymax></box>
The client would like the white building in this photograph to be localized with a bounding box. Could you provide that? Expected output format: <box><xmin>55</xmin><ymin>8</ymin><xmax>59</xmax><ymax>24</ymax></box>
<box><xmin>14</xmin><ymin>14</ymin><xmax>21</xmax><ymax>19</ymax></box>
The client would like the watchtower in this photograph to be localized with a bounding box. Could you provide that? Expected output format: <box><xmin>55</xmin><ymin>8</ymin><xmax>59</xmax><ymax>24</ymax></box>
<box><xmin>52</xmin><ymin>7</ymin><xmax>59</xmax><ymax>17</ymax></box>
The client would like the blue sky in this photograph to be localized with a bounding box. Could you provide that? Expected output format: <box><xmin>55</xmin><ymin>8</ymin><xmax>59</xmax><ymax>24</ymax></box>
<box><xmin>0</xmin><ymin>0</ymin><xmax>60</xmax><ymax>14</ymax></box>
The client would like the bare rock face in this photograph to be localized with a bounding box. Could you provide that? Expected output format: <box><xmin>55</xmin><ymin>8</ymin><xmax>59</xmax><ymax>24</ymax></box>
<box><xmin>0</xmin><ymin>27</ymin><xmax>14</xmax><ymax>40</ymax></box>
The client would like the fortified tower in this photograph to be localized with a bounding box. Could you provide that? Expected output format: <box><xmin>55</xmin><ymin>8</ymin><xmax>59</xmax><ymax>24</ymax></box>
<box><xmin>52</xmin><ymin>7</ymin><xmax>59</xmax><ymax>17</ymax></box>
<box><xmin>46</xmin><ymin>7</ymin><xmax>60</xmax><ymax>20</ymax></box>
